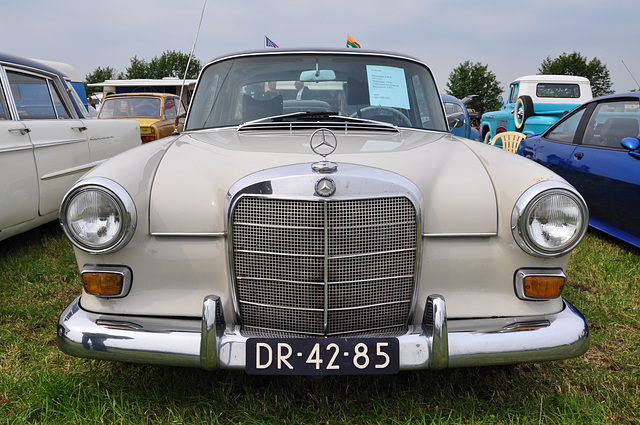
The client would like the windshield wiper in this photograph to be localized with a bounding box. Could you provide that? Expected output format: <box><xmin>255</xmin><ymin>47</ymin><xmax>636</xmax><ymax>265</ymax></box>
<box><xmin>239</xmin><ymin>111</ymin><xmax>398</xmax><ymax>129</ymax></box>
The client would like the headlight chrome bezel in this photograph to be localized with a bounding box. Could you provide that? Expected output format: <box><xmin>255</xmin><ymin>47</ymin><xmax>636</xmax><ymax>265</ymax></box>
<box><xmin>512</xmin><ymin>181</ymin><xmax>588</xmax><ymax>258</ymax></box>
<box><xmin>60</xmin><ymin>177</ymin><xmax>137</xmax><ymax>254</ymax></box>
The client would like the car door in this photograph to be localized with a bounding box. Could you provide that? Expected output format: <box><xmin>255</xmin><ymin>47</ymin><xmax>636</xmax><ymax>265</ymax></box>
<box><xmin>0</xmin><ymin>77</ymin><xmax>39</xmax><ymax>230</ymax></box>
<box><xmin>566</xmin><ymin>99</ymin><xmax>640</xmax><ymax>235</ymax></box>
<box><xmin>5</xmin><ymin>68</ymin><xmax>91</xmax><ymax>216</ymax></box>
<box><xmin>530</xmin><ymin>107</ymin><xmax>585</xmax><ymax>178</ymax></box>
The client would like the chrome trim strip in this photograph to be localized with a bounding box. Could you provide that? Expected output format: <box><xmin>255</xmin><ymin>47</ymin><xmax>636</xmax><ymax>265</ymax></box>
<box><xmin>41</xmin><ymin>163</ymin><xmax>95</xmax><ymax>181</ymax></box>
<box><xmin>0</xmin><ymin>145</ymin><xmax>32</xmax><ymax>154</ymax></box>
<box><xmin>57</xmin><ymin>296</ymin><xmax>590</xmax><ymax>371</ymax></box>
<box><xmin>33</xmin><ymin>138</ymin><xmax>87</xmax><ymax>148</ymax></box>
<box><xmin>239</xmin><ymin>298</ymin><xmax>410</xmax><ymax>313</ymax></box>
<box><xmin>322</xmin><ymin>201</ymin><xmax>329</xmax><ymax>334</ymax></box>
<box><xmin>423</xmin><ymin>232</ymin><xmax>496</xmax><ymax>238</ymax></box>
<box><xmin>151</xmin><ymin>232</ymin><xmax>226</xmax><ymax>237</ymax></box>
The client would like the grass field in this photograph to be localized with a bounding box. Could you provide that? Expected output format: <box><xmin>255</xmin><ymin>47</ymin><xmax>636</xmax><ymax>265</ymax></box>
<box><xmin>1</xmin><ymin>221</ymin><xmax>638</xmax><ymax>424</ymax></box>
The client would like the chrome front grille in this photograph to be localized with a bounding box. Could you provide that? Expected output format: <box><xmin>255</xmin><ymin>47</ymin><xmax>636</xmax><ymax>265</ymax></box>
<box><xmin>231</xmin><ymin>196</ymin><xmax>417</xmax><ymax>337</ymax></box>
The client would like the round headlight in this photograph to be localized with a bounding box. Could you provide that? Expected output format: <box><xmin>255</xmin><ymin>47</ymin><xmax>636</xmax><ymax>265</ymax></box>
<box><xmin>512</xmin><ymin>182</ymin><xmax>588</xmax><ymax>257</ymax></box>
<box><xmin>60</xmin><ymin>178</ymin><xmax>136</xmax><ymax>254</ymax></box>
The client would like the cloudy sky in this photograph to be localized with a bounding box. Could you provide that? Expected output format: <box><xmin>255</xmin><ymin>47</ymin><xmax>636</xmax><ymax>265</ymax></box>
<box><xmin>2</xmin><ymin>0</ymin><xmax>639</xmax><ymax>97</ymax></box>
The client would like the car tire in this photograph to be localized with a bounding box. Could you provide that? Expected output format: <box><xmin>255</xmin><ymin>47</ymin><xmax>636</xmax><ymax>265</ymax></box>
<box><xmin>514</xmin><ymin>95</ymin><xmax>534</xmax><ymax>132</ymax></box>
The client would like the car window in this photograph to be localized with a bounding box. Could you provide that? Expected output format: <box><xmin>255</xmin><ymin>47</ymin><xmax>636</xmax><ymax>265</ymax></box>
<box><xmin>536</xmin><ymin>83</ymin><xmax>581</xmax><ymax>99</ymax></box>
<box><xmin>546</xmin><ymin>108</ymin><xmax>585</xmax><ymax>143</ymax></box>
<box><xmin>508</xmin><ymin>83</ymin><xmax>519</xmax><ymax>104</ymax></box>
<box><xmin>49</xmin><ymin>80</ymin><xmax>70</xmax><ymax>119</ymax></box>
<box><xmin>6</xmin><ymin>70</ymin><xmax>70</xmax><ymax>120</ymax></box>
<box><xmin>164</xmin><ymin>98</ymin><xmax>177</xmax><ymax>119</ymax></box>
<box><xmin>444</xmin><ymin>101</ymin><xmax>464</xmax><ymax>116</ymax></box>
<box><xmin>98</xmin><ymin>97</ymin><xmax>162</xmax><ymax>118</ymax></box>
<box><xmin>582</xmin><ymin>100</ymin><xmax>640</xmax><ymax>148</ymax></box>
<box><xmin>186</xmin><ymin>53</ymin><xmax>447</xmax><ymax>131</ymax></box>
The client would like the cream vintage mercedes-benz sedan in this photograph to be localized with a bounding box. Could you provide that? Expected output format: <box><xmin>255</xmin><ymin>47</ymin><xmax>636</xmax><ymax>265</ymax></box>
<box><xmin>57</xmin><ymin>49</ymin><xmax>590</xmax><ymax>375</ymax></box>
<box><xmin>0</xmin><ymin>52</ymin><xmax>141</xmax><ymax>242</ymax></box>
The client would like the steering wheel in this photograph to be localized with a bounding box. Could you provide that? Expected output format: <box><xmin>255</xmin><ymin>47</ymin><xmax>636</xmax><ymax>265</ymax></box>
<box><xmin>351</xmin><ymin>106</ymin><xmax>412</xmax><ymax>127</ymax></box>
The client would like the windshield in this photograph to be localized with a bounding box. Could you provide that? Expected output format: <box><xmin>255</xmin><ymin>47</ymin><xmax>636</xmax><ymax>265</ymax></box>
<box><xmin>98</xmin><ymin>97</ymin><xmax>162</xmax><ymax>119</ymax></box>
<box><xmin>185</xmin><ymin>52</ymin><xmax>447</xmax><ymax>131</ymax></box>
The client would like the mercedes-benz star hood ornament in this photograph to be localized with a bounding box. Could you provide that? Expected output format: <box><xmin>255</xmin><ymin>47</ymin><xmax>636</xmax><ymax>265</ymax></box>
<box><xmin>310</xmin><ymin>128</ymin><xmax>338</xmax><ymax>174</ymax></box>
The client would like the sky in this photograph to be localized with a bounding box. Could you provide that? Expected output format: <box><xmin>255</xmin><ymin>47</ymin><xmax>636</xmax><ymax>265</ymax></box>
<box><xmin>2</xmin><ymin>0</ymin><xmax>639</xmax><ymax>98</ymax></box>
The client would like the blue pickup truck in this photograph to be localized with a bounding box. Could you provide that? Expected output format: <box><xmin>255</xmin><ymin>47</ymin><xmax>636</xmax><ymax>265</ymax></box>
<box><xmin>481</xmin><ymin>75</ymin><xmax>592</xmax><ymax>143</ymax></box>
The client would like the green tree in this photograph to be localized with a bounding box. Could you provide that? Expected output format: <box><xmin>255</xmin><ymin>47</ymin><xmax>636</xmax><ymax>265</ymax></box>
<box><xmin>124</xmin><ymin>51</ymin><xmax>201</xmax><ymax>80</ymax></box>
<box><xmin>148</xmin><ymin>50</ymin><xmax>201</xmax><ymax>79</ymax></box>
<box><xmin>84</xmin><ymin>66</ymin><xmax>121</xmax><ymax>96</ymax></box>
<box><xmin>124</xmin><ymin>55</ymin><xmax>150</xmax><ymax>79</ymax></box>
<box><xmin>446</xmin><ymin>61</ymin><xmax>503</xmax><ymax>113</ymax></box>
<box><xmin>538</xmin><ymin>52</ymin><xmax>613</xmax><ymax>97</ymax></box>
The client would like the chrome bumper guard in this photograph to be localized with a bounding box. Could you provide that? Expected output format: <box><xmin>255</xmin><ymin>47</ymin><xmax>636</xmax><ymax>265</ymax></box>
<box><xmin>57</xmin><ymin>295</ymin><xmax>589</xmax><ymax>370</ymax></box>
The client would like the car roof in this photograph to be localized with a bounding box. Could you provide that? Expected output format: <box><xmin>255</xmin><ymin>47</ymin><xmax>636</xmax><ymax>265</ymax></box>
<box><xmin>440</xmin><ymin>94</ymin><xmax>463</xmax><ymax>104</ymax></box>
<box><xmin>204</xmin><ymin>48</ymin><xmax>427</xmax><ymax>68</ymax></box>
<box><xmin>512</xmin><ymin>75</ymin><xmax>590</xmax><ymax>84</ymax></box>
<box><xmin>0</xmin><ymin>51</ymin><xmax>70</xmax><ymax>81</ymax></box>
<box><xmin>588</xmin><ymin>91</ymin><xmax>640</xmax><ymax>102</ymax></box>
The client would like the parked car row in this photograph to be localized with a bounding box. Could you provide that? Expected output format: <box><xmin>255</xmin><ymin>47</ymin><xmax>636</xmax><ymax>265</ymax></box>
<box><xmin>0</xmin><ymin>52</ymin><xmax>141</xmax><ymax>242</ymax></box>
<box><xmin>56</xmin><ymin>48</ymin><xmax>590</xmax><ymax>375</ymax></box>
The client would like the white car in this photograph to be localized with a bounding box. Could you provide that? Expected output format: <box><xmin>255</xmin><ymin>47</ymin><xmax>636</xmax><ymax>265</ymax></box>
<box><xmin>0</xmin><ymin>52</ymin><xmax>141</xmax><ymax>242</ymax></box>
<box><xmin>57</xmin><ymin>49</ymin><xmax>590</xmax><ymax>375</ymax></box>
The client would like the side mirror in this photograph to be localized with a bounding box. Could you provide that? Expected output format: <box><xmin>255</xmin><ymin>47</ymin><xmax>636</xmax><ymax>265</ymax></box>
<box><xmin>447</xmin><ymin>112</ymin><xmax>465</xmax><ymax>130</ymax></box>
<box><xmin>621</xmin><ymin>136</ymin><xmax>640</xmax><ymax>150</ymax></box>
<box><xmin>621</xmin><ymin>137</ymin><xmax>640</xmax><ymax>160</ymax></box>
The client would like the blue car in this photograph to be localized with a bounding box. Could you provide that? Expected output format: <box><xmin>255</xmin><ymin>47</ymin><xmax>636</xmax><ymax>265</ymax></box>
<box><xmin>518</xmin><ymin>92</ymin><xmax>640</xmax><ymax>248</ymax></box>
<box><xmin>442</xmin><ymin>94</ymin><xmax>481</xmax><ymax>141</ymax></box>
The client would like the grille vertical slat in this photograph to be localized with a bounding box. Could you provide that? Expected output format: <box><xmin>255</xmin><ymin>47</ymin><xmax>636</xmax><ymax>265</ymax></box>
<box><xmin>232</xmin><ymin>196</ymin><xmax>417</xmax><ymax>337</ymax></box>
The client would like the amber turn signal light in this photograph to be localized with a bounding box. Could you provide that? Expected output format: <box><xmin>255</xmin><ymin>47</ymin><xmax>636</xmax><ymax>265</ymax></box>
<box><xmin>82</xmin><ymin>272</ymin><xmax>124</xmax><ymax>297</ymax></box>
<box><xmin>523</xmin><ymin>275</ymin><xmax>565</xmax><ymax>299</ymax></box>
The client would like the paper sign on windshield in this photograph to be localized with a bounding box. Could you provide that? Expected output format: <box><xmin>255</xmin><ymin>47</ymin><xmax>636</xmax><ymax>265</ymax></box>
<box><xmin>366</xmin><ymin>65</ymin><xmax>410</xmax><ymax>109</ymax></box>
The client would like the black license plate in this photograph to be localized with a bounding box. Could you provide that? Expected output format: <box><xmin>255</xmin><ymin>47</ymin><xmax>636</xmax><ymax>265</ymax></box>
<box><xmin>246</xmin><ymin>337</ymin><xmax>399</xmax><ymax>375</ymax></box>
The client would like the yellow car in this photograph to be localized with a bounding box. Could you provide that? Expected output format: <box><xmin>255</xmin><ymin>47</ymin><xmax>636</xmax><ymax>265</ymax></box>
<box><xmin>97</xmin><ymin>93</ymin><xmax>186</xmax><ymax>143</ymax></box>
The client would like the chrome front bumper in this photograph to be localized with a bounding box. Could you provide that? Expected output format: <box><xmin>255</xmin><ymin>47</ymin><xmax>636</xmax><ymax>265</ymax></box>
<box><xmin>57</xmin><ymin>295</ymin><xmax>589</xmax><ymax>371</ymax></box>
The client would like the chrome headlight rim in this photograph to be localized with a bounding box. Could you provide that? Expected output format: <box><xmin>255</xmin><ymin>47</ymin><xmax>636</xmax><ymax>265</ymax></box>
<box><xmin>59</xmin><ymin>177</ymin><xmax>137</xmax><ymax>254</ymax></box>
<box><xmin>511</xmin><ymin>181</ymin><xmax>588</xmax><ymax>258</ymax></box>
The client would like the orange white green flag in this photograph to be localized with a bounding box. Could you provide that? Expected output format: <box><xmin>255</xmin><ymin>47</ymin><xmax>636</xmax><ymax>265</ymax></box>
<box><xmin>346</xmin><ymin>35</ymin><xmax>361</xmax><ymax>48</ymax></box>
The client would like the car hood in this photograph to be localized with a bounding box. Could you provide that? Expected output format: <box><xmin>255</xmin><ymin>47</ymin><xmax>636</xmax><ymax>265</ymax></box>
<box><xmin>147</xmin><ymin>127</ymin><xmax>501</xmax><ymax>236</ymax></box>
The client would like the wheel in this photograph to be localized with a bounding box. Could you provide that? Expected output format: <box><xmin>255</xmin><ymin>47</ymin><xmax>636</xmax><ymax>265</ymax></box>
<box><xmin>514</xmin><ymin>95</ymin><xmax>534</xmax><ymax>132</ymax></box>
<box><xmin>483</xmin><ymin>130</ymin><xmax>492</xmax><ymax>144</ymax></box>
<box><xmin>350</xmin><ymin>106</ymin><xmax>412</xmax><ymax>127</ymax></box>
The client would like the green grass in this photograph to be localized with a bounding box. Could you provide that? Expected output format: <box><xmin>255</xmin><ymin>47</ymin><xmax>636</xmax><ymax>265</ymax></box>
<box><xmin>1</xmin><ymin>222</ymin><xmax>638</xmax><ymax>424</ymax></box>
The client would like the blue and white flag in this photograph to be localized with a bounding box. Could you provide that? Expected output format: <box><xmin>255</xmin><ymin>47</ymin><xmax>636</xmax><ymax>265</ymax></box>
<box><xmin>265</xmin><ymin>36</ymin><xmax>279</xmax><ymax>48</ymax></box>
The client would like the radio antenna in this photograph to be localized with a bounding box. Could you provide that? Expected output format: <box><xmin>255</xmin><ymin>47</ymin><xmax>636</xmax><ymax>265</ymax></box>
<box><xmin>178</xmin><ymin>0</ymin><xmax>208</xmax><ymax>116</ymax></box>
<box><xmin>622</xmin><ymin>60</ymin><xmax>640</xmax><ymax>91</ymax></box>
